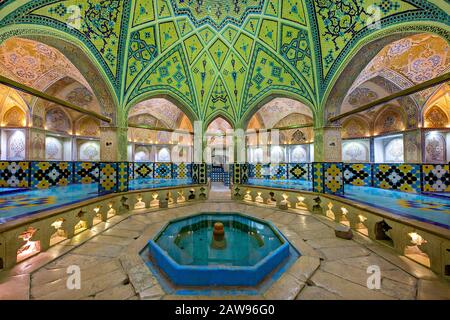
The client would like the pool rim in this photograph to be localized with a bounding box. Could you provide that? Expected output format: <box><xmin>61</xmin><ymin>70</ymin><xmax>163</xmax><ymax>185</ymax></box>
<box><xmin>147</xmin><ymin>212</ymin><xmax>296</xmax><ymax>286</ymax></box>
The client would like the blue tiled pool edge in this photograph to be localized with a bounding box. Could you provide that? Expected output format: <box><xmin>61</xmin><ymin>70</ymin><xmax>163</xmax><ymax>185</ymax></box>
<box><xmin>148</xmin><ymin>239</ymin><xmax>290</xmax><ymax>286</ymax></box>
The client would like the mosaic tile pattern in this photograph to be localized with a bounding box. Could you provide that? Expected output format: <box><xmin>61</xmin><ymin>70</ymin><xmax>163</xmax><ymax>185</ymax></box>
<box><xmin>74</xmin><ymin>162</ymin><xmax>99</xmax><ymax>184</ymax></box>
<box><xmin>173</xmin><ymin>163</ymin><xmax>190</xmax><ymax>179</ymax></box>
<box><xmin>117</xmin><ymin>162</ymin><xmax>129</xmax><ymax>192</ymax></box>
<box><xmin>210</xmin><ymin>166</ymin><xmax>225</xmax><ymax>182</ymax></box>
<box><xmin>248</xmin><ymin>164</ymin><xmax>256</xmax><ymax>178</ymax></box>
<box><xmin>254</xmin><ymin>163</ymin><xmax>264</xmax><ymax>179</ymax></box>
<box><xmin>343</xmin><ymin>163</ymin><xmax>371</xmax><ymax>186</ymax></box>
<box><xmin>422</xmin><ymin>164</ymin><xmax>450</xmax><ymax>192</ymax></box>
<box><xmin>134</xmin><ymin>162</ymin><xmax>154</xmax><ymax>179</ymax></box>
<box><xmin>154</xmin><ymin>163</ymin><xmax>172</xmax><ymax>179</ymax></box>
<box><xmin>288</xmin><ymin>163</ymin><xmax>309</xmax><ymax>180</ymax></box>
<box><xmin>128</xmin><ymin>162</ymin><xmax>135</xmax><ymax>180</ymax></box>
<box><xmin>233</xmin><ymin>163</ymin><xmax>249</xmax><ymax>185</ymax></box>
<box><xmin>312</xmin><ymin>162</ymin><xmax>323</xmax><ymax>193</ymax></box>
<box><xmin>374</xmin><ymin>164</ymin><xmax>421</xmax><ymax>193</ymax></box>
<box><xmin>323</xmin><ymin>163</ymin><xmax>344</xmax><ymax>195</ymax></box>
<box><xmin>270</xmin><ymin>163</ymin><xmax>287</xmax><ymax>180</ymax></box>
<box><xmin>0</xmin><ymin>161</ymin><xmax>30</xmax><ymax>188</ymax></box>
<box><xmin>192</xmin><ymin>163</ymin><xmax>207</xmax><ymax>184</ymax></box>
<box><xmin>30</xmin><ymin>162</ymin><xmax>73</xmax><ymax>189</ymax></box>
<box><xmin>98</xmin><ymin>163</ymin><xmax>118</xmax><ymax>194</ymax></box>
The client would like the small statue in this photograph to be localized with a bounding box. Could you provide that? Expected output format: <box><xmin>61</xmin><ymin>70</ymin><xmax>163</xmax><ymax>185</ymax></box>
<box><xmin>375</xmin><ymin>220</ymin><xmax>392</xmax><ymax>241</ymax></box>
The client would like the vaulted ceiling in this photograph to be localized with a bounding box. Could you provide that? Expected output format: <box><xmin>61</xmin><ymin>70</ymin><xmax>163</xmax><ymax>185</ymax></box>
<box><xmin>0</xmin><ymin>0</ymin><xmax>448</xmax><ymax>127</ymax></box>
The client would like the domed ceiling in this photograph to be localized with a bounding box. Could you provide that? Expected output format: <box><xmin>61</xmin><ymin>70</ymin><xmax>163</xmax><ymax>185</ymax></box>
<box><xmin>0</xmin><ymin>0</ymin><xmax>448</xmax><ymax>127</ymax></box>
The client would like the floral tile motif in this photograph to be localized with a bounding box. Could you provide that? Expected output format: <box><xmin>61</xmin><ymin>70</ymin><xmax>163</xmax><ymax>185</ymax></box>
<box><xmin>192</xmin><ymin>163</ymin><xmax>207</xmax><ymax>184</ymax></box>
<box><xmin>422</xmin><ymin>164</ymin><xmax>450</xmax><ymax>192</ymax></box>
<box><xmin>288</xmin><ymin>163</ymin><xmax>309</xmax><ymax>180</ymax></box>
<box><xmin>118</xmin><ymin>162</ymin><xmax>129</xmax><ymax>192</ymax></box>
<box><xmin>374</xmin><ymin>164</ymin><xmax>420</xmax><ymax>193</ymax></box>
<box><xmin>99</xmin><ymin>163</ymin><xmax>118</xmax><ymax>194</ymax></box>
<box><xmin>312</xmin><ymin>162</ymin><xmax>323</xmax><ymax>193</ymax></box>
<box><xmin>74</xmin><ymin>162</ymin><xmax>99</xmax><ymax>184</ymax></box>
<box><xmin>155</xmin><ymin>163</ymin><xmax>172</xmax><ymax>179</ymax></box>
<box><xmin>270</xmin><ymin>163</ymin><xmax>287</xmax><ymax>180</ymax></box>
<box><xmin>0</xmin><ymin>161</ymin><xmax>30</xmax><ymax>188</ymax></box>
<box><xmin>173</xmin><ymin>163</ymin><xmax>189</xmax><ymax>178</ymax></box>
<box><xmin>323</xmin><ymin>163</ymin><xmax>344</xmax><ymax>195</ymax></box>
<box><xmin>134</xmin><ymin>162</ymin><xmax>154</xmax><ymax>179</ymax></box>
<box><xmin>31</xmin><ymin>161</ymin><xmax>72</xmax><ymax>189</ymax></box>
<box><xmin>343</xmin><ymin>163</ymin><xmax>371</xmax><ymax>186</ymax></box>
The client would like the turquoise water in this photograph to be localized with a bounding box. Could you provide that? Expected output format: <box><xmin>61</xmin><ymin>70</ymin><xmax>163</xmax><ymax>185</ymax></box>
<box><xmin>245</xmin><ymin>179</ymin><xmax>450</xmax><ymax>229</ymax></box>
<box><xmin>129</xmin><ymin>178</ymin><xmax>192</xmax><ymax>190</ymax></box>
<box><xmin>155</xmin><ymin>214</ymin><xmax>284</xmax><ymax>266</ymax></box>
<box><xmin>0</xmin><ymin>179</ymin><xmax>194</xmax><ymax>224</ymax></box>
<box><xmin>0</xmin><ymin>184</ymin><xmax>99</xmax><ymax>224</ymax></box>
<box><xmin>343</xmin><ymin>185</ymin><xmax>450</xmax><ymax>229</ymax></box>
<box><xmin>247</xmin><ymin>178</ymin><xmax>312</xmax><ymax>191</ymax></box>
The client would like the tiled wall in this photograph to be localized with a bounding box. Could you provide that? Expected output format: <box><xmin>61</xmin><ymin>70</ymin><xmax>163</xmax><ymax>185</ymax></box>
<box><xmin>422</xmin><ymin>164</ymin><xmax>450</xmax><ymax>192</ymax></box>
<box><xmin>0</xmin><ymin>161</ymin><xmax>196</xmax><ymax>191</ymax></box>
<box><xmin>323</xmin><ymin>163</ymin><xmax>344</xmax><ymax>195</ymax></box>
<box><xmin>133</xmin><ymin>162</ymin><xmax>154</xmax><ymax>179</ymax></box>
<box><xmin>98</xmin><ymin>162</ymin><xmax>118</xmax><ymax>195</ymax></box>
<box><xmin>373</xmin><ymin>164</ymin><xmax>421</xmax><ymax>193</ymax></box>
<box><xmin>30</xmin><ymin>161</ymin><xmax>73</xmax><ymax>189</ymax></box>
<box><xmin>312</xmin><ymin>162</ymin><xmax>323</xmax><ymax>193</ymax></box>
<box><xmin>343</xmin><ymin>163</ymin><xmax>423</xmax><ymax>193</ymax></box>
<box><xmin>154</xmin><ymin>163</ymin><xmax>172</xmax><ymax>179</ymax></box>
<box><xmin>0</xmin><ymin>161</ymin><xmax>30</xmax><ymax>188</ymax></box>
<box><xmin>344</xmin><ymin>163</ymin><xmax>371</xmax><ymax>186</ymax></box>
<box><xmin>288</xmin><ymin>163</ymin><xmax>310</xmax><ymax>180</ymax></box>
<box><xmin>74</xmin><ymin>162</ymin><xmax>100</xmax><ymax>184</ymax></box>
<box><xmin>192</xmin><ymin>163</ymin><xmax>207</xmax><ymax>184</ymax></box>
<box><xmin>249</xmin><ymin>163</ymin><xmax>311</xmax><ymax>180</ymax></box>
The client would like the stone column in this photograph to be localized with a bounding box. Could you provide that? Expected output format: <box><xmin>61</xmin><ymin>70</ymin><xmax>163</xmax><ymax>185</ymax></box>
<box><xmin>404</xmin><ymin>129</ymin><xmax>422</xmax><ymax>163</ymax></box>
<box><xmin>100</xmin><ymin>126</ymin><xmax>128</xmax><ymax>162</ymax></box>
<box><xmin>313</xmin><ymin>126</ymin><xmax>342</xmax><ymax>162</ymax></box>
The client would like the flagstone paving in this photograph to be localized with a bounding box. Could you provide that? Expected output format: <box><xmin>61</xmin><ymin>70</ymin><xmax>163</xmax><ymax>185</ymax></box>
<box><xmin>0</xmin><ymin>201</ymin><xmax>449</xmax><ymax>300</ymax></box>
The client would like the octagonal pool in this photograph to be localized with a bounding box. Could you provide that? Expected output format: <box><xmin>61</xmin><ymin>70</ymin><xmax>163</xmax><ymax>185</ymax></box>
<box><xmin>147</xmin><ymin>213</ymin><xmax>293</xmax><ymax>287</ymax></box>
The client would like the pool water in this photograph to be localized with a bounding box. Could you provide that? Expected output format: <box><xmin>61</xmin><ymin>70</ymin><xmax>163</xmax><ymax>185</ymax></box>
<box><xmin>245</xmin><ymin>179</ymin><xmax>450</xmax><ymax>229</ymax></box>
<box><xmin>0</xmin><ymin>179</ymin><xmax>194</xmax><ymax>224</ymax></box>
<box><xmin>344</xmin><ymin>185</ymin><xmax>450</xmax><ymax>229</ymax></box>
<box><xmin>129</xmin><ymin>178</ymin><xmax>192</xmax><ymax>190</ymax></box>
<box><xmin>0</xmin><ymin>184</ymin><xmax>98</xmax><ymax>224</ymax></box>
<box><xmin>247</xmin><ymin>178</ymin><xmax>312</xmax><ymax>191</ymax></box>
<box><xmin>155</xmin><ymin>213</ymin><xmax>283</xmax><ymax>266</ymax></box>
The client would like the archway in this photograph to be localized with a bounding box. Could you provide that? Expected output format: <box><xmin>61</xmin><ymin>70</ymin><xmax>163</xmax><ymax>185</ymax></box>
<box><xmin>127</xmin><ymin>98</ymin><xmax>194</xmax><ymax>163</ymax></box>
<box><xmin>0</xmin><ymin>37</ymin><xmax>115</xmax><ymax>161</ymax></box>
<box><xmin>245</xmin><ymin>97</ymin><xmax>314</xmax><ymax>164</ymax></box>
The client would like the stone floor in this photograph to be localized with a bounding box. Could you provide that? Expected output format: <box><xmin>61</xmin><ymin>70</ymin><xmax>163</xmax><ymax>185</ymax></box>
<box><xmin>0</xmin><ymin>198</ymin><xmax>449</xmax><ymax>300</ymax></box>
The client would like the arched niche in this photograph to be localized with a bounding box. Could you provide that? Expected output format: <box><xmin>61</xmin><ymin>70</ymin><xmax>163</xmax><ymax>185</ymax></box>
<box><xmin>373</xmin><ymin>106</ymin><xmax>406</xmax><ymax>136</ymax></box>
<box><xmin>325</xmin><ymin>31</ymin><xmax>449</xmax><ymax>126</ymax></box>
<box><xmin>134</xmin><ymin>145</ymin><xmax>151</xmax><ymax>162</ymax></box>
<box><xmin>76</xmin><ymin>116</ymin><xmax>100</xmax><ymax>137</ymax></box>
<box><xmin>157</xmin><ymin>147</ymin><xmax>171</xmax><ymax>162</ymax></box>
<box><xmin>2</xmin><ymin>106</ymin><xmax>27</xmax><ymax>127</ymax></box>
<box><xmin>342</xmin><ymin>116</ymin><xmax>371</xmax><ymax>139</ymax></box>
<box><xmin>342</xmin><ymin>140</ymin><xmax>370</xmax><ymax>162</ymax></box>
<box><xmin>424</xmin><ymin>132</ymin><xmax>446</xmax><ymax>163</ymax></box>
<box><xmin>290</xmin><ymin>145</ymin><xmax>308</xmax><ymax>162</ymax></box>
<box><xmin>45</xmin><ymin>107</ymin><xmax>72</xmax><ymax>134</ymax></box>
<box><xmin>78</xmin><ymin>140</ymin><xmax>100</xmax><ymax>161</ymax></box>
<box><xmin>3</xmin><ymin>130</ymin><xmax>26</xmax><ymax>160</ymax></box>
